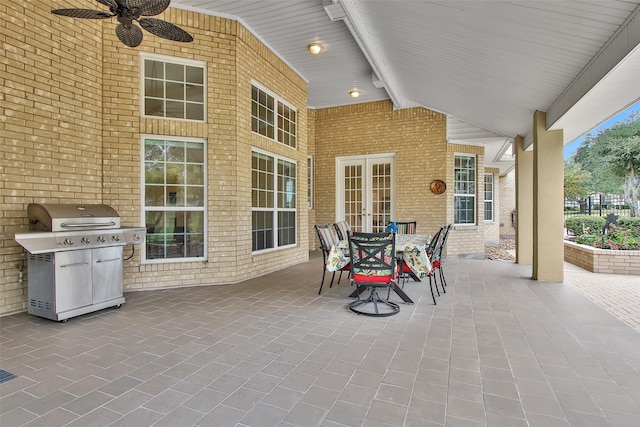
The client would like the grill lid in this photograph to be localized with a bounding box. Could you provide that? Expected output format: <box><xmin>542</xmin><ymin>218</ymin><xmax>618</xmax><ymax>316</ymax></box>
<box><xmin>28</xmin><ymin>203</ymin><xmax>121</xmax><ymax>232</ymax></box>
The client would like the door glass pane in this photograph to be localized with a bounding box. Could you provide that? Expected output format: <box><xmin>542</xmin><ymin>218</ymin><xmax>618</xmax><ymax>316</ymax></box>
<box><xmin>339</xmin><ymin>158</ymin><xmax>393</xmax><ymax>233</ymax></box>
<box><xmin>371</xmin><ymin>161</ymin><xmax>392</xmax><ymax>232</ymax></box>
<box><xmin>344</xmin><ymin>164</ymin><xmax>363</xmax><ymax>232</ymax></box>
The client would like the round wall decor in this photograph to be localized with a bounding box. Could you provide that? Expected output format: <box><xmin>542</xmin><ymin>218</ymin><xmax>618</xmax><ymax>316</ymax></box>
<box><xmin>430</xmin><ymin>179</ymin><xmax>446</xmax><ymax>194</ymax></box>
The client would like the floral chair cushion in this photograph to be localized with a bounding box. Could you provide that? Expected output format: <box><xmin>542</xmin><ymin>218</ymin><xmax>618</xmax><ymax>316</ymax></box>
<box><xmin>402</xmin><ymin>244</ymin><xmax>432</xmax><ymax>279</ymax></box>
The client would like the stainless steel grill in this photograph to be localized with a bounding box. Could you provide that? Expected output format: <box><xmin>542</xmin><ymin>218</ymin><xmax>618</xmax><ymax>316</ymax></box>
<box><xmin>14</xmin><ymin>203</ymin><xmax>146</xmax><ymax>322</ymax></box>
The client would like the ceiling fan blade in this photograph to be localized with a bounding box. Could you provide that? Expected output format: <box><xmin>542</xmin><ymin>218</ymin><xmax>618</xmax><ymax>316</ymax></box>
<box><xmin>96</xmin><ymin>0</ymin><xmax>118</xmax><ymax>12</ymax></box>
<box><xmin>115</xmin><ymin>23</ymin><xmax>143</xmax><ymax>47</ymax></box>
<box><xmin>127</xmin><ymin>0</ymin><xmax>171</xmax><ymax>16</ymax></box>
<box><xmin>139</xmin><ymin>18</ymin><xmax>193</xmax><ymax>42</ymax></box>
<box><xmin>52</xmin><ymin>8</ymin><xmax>113</xmax><ymax>19</ymax></box>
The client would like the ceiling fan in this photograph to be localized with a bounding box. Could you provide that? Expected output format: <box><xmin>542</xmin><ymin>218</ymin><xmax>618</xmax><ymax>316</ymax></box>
<box><xmin>52</xmin><ymin>0</ymin><xmax>193</xmax><ymax>48</ymax></box>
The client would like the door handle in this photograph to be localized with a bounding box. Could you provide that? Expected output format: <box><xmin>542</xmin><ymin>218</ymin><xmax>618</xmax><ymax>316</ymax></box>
<box><xmin>60</xmin><ymin>262</ymin><xmax>89</xmax><ymax>268</ymax></box>
<box><xmin>96</xmin><ymin>258</ymin><xmax>121</xmax><ymax>263</ymax></box>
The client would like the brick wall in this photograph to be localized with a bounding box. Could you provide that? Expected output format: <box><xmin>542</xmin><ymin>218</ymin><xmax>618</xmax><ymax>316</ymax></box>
<box><xmin>1</xmin><ymin>2</ymin><xmax>493</xmax><ymax>315</ymax></box>
<box><xmin>446</xmin><ymin>144</ymin><xmax>486</xmax><ymax>256</ymax></box>
<box><xmin>311</xmin><ymin>102</ymin><xmax>487</xmax><ymax>257</ymax></box>
<box><xmin>102</xmin><ymin>11</ymin><xmax>310</xmax><ymax>288</ymax></box>
<box><xmin>313</xmin><ymin>102</ymin><xmax>449</xmax><ymax>238</ymax></box>
<box><xmin>234</xmin><ymin>24</ymin><xmax>309</xmax><ymax>280</ymax></box>
<box><xmin>499</xmin><ymin>169</ymin><xmax>516</xmax><ymax>238</ymax></box>
<box><xmin>1</xmin><ymin>1</ymin><xmax>106</xmax><ymax>314</ymax></box>
<box><xmin>0</xmin><ymin>2</ymin><xmax>309</xmax><ymax>315</ymax></box>
<box><xmin>565</xmin><ymin>241</ymin><xmax>640</xmax><ymax>275</ymax></box>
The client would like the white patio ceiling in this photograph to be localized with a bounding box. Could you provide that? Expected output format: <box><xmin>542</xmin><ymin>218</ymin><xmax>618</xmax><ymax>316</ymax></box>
<box><xmin>173</xmin><ymin>0</ymin><xmax>640</xmax><ymax>175</ymax></box>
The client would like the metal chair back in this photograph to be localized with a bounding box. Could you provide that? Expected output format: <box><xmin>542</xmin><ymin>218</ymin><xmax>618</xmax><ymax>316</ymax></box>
<box><xmin>333</xmin><ymin>220</ymin><xmax>351</xmax><ymax>241</ymax></box>
<box><xmin>393</xmin><ymin>221</ymin><xmax>417</xmax><ymax>234</ymax></box>
<box><xmin>348</xmin><ymin>232</ymin><xmax>400</xmax><ymax>316</ymax></box>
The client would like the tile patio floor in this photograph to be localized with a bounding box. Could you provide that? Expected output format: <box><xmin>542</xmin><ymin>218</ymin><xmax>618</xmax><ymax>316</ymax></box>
<box><xmin>1</xmin><ymin>253</ymin><xmax>639</xmax><ymax>427</ymax></box>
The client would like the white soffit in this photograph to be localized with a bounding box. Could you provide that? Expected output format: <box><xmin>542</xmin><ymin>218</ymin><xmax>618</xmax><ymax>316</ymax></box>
<box><xmin>447</xmin><ymin>116</ymin><xmax>513</xmax><ymax>176</ymax></box>
<box><xmin>549</xmin><ymin>43</ymin><xmax>640</xmax><ymax>145</ymax></box>
<box><xmin>547</xmin><ymin>5</ymin><xmax>640</xmax><ymax>145</ymax></box>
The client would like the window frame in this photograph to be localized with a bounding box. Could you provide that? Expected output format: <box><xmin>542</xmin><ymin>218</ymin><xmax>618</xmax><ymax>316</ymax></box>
<box><xmin>484</xmin><ymin>173</ymin><xmax>494</xmax><ymax>222</ymax></box>
<box><xmin>251</xmin><ymin>148</ymin><xmax>297</xmax><ymax>253</ymax></box>
<box><xmin>140</xmin><ymin>135</ymin><xmax>207</xmax><ymax>263</ymax></box>
<box><xmin>307</xmin><ymin>155</ymin><xmax>313</xmax><ymax>209</ymax></box>
<box><xmin>140</xmin><ymin>53</ymin><xmax>207</xmax><ymax>122</ymax></box>
<box><xmin>454</xmin><ymin>154</ymin><xmax>477</xmax><ymax>225</ymax></box>
<box><xmin>251</xmin><ymin>81</ymin><xmax>297</xmax><ymax>148</ymax></box>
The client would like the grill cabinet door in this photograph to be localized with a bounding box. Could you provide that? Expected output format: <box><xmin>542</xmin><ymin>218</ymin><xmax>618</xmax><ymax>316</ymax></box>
<box><xmin>92</xmin><ymin>246</ymin><xmax>123</xmax><ymax>304</ymax></box>
<box><xmin>55</xmin><ymin>250</ymin><xmax>92</xmax><ymax>312</ymax></box>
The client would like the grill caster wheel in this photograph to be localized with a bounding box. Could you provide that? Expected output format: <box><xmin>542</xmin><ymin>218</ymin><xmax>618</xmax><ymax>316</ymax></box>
<box><xmin>114</xmin><ymin>304</ymin><xmax>122</xmax><ymax>309</ymax></box>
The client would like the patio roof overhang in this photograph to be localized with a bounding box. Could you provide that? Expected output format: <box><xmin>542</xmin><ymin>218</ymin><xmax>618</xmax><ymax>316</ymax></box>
<box><xmin>173</xmin><ymin>0</ymin><xmax>640</xmax><ymax>175</ymax></box>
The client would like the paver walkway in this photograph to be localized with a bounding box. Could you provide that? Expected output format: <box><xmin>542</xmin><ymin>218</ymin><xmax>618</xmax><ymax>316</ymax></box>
<box><xmin>1</xmin><ymin>255</ymin><xmax>639</xmax><ymax>427</ymax></box>
<box><xmin>564</xmin><ymin>261</ymin><xmax>640</xmax><ymax>332</ymax></box>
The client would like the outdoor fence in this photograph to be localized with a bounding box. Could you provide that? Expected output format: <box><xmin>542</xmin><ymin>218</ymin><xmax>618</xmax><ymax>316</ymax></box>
<box><xmin>565</xmin><ymin>193</ymin><xmax>630</xmax><ymax>219</ymax></box>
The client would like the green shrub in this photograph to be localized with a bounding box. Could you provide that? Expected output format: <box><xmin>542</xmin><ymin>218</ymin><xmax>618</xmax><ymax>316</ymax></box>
<box><xmin>574</xmin><ymin>225</ymin><xmax>640</xmax><ymax>250</ymax></box>
<box><xmin>565</xmin><ymin>215</ymin><xmax>605</xmax><ymax>236</ymax></box>
<box><xmin>616</xmin><ymin>217</ymin><xmax>640</xmax><ymax>236</ymax></box>
<box><xmin>574</xmin><ymin>234</ymin><xmax>600</xmax><ymax>246</ymax></box>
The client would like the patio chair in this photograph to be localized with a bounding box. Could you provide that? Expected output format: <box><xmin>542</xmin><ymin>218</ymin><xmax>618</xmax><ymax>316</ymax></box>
<box><xmin>416</xmin><ymin>227</ymin><xmax>447</xmax><ymax>304</ymax></box>
<box><xmin>348</xmin><ymin>232</ymin><xmax>400</xmax><ymax>316</ymax></box>
<box><xmin>315</xmin><ymin>224</ymin><xmax>349</xmax><ymax>295</ymax></box>
<box><xmin>333</xmin><ymin>220</ymin><xmax>352</xmax><ymax>241</ymax></box>
<box><xmin>395</xmin><ymin>221</ymin><xmax>417</xmax><ymax>234</ymax></box>
<box><xmin>432</xmin><ymin>224</ymin><xmax>452</xmax><ymax>289</ymax></box>
<box><xmin>394</xmin><ymin>220</ymin><xmax>417</xmax><ymax>282</ymax></box>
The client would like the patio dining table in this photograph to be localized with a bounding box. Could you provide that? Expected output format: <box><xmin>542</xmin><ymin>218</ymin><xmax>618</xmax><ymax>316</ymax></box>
<box><xmin>326</xmin><ymin>233</ymin><xmax>432</xmax><ymax>304</ymax></box>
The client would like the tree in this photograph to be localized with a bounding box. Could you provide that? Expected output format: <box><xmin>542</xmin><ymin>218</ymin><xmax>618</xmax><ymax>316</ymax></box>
<box><xmin>573</xmin><ymin>113</ymin><xmax>640</xmax><ymax>216</ymax></box>
<box><xmin>573</xmin><ymin>135</ymin><xmax>622</xmax><ymax>195</ymax></box>
<box><xmin>564</xmin><ymin>161</ymin><xmax>591</xmax><ymax>212</ymax></box>
<box><xmin>605</xmin><ymin>133</ymin><xmax>640</xmax><ymax>216</ymax></box>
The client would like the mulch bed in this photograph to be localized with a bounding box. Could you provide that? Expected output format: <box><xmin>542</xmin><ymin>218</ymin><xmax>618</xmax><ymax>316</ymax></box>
<box><xmin>485</xmin><ymin>237</ymin><xmax>515</xmax><ymax>261</ymax></box>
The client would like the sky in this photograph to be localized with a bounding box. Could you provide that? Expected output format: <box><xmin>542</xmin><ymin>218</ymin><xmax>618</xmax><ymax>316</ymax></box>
<box><xmin>563</xmin><ymin>100</ymin><xmax>640</xmax><ymax>159</ymax></box>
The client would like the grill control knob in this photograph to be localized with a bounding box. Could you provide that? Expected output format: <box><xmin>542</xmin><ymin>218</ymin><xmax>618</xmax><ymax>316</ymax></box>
<box><xmin>112</xmin><ymin>235</ymin><xmax>120</xmax><ymax>242</ymax></box>
<box><xmin>81</xmin><ymin>237</ymin><xmax>90</xmax><ymax>244</ymax></box>
<box><xmin>63</xmin><ymin>238</ymin><xmax>74</xmax><ymax>246</ymax></box>
<box><xmin>97</xmin><ymin>236</ymin><xmax>106</xmax><ymax>243</ymax></box>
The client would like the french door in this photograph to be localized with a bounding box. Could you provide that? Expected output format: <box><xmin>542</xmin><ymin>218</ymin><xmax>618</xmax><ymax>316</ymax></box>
<box><xmin>336</xmin><ymin>154</ymin><xmax>395</xmax><ymax>232</ymax></box>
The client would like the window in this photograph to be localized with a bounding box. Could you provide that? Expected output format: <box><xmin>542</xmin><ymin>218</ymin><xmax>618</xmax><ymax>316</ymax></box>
<box><xmin>143</xmin><ymin>136</ymin><xmax>206</xmax><ymax>261</ymax></box>
<box><xmin>142</xmin><ymin>55</ymin><xmax>205</xmax><ymax>121</ymax></box>
<box><xmin>307</xmin><ymin>156</ymin><xmax>313</xmax><ymax>208</ymax></box>
<box><xmin>454</xmin><ymin>155</ymin><xmax>476</xmax><ymax>224</ymax></box>
<box><xmin>252</xmin><ymin>150</ymin><xmax>297</xmax><ymax>252</ymax></box>
<box><xmin>251</xmin><ymin>83</ymin><xmax>297</xmax><ymax>148</ymax></box>
<box><xmin>251</xmin><ymin>85</ymin><xmax>274</xmax><ymax>139</ymax></box>
<box><xmin>278</xmin><ymin>103</ymin><xmax>297</xmax><ymax>147</ymax></box>
<box><xmin>484</xmin><ymin>173</ymin><xmax>494</xmax><ymax>221</ymax></box>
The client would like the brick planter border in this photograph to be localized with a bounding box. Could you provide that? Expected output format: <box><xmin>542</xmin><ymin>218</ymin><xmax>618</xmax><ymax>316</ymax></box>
<box><xmin>564</xmin><ymin>240</ymin><xmax>640</xmax><ymax>275</ymax></box>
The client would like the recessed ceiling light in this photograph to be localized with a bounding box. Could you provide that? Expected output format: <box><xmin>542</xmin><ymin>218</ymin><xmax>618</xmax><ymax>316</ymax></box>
<box><xmin>308</xmin><ymin>42</ymin><xmax>322</xmax><ymax>55</ymax></box>
<box><xmin>349</xmin><ymin>89</ymin><xmax>361</xmax><ymax>98</ymax></box>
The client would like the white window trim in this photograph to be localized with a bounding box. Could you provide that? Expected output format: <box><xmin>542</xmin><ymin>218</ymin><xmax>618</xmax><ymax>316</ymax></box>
<box><xmin>140</xmin><ymin>134</ymin><xmax>208</xmax><ymax>264</ymax></box>
<box><xmin>454</xmin><ymin>153</ymin><xmax>477</xmax><ymax>226</ymax></box>
<box><xmin>140</xmin><ymin>52</ymin><xmax>207</xmax><ymax>123</ymax></box>
<box><xmin>251</xmin><ymin>80</ymin><xmax>297</xmax><ymax>148</ymax></box>
<box><xmin>484</xmin><ymin>173</ymin><xmax>494</xmax><ymax>222</ymax></box>
<box><xmin>251</xmin><ymin>148</ymin><xmax>298</xmax><ymax>254</ymax></box>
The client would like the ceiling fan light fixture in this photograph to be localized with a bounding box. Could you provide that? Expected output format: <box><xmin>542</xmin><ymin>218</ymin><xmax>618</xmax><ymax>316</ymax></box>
<box><xmin>308</xmin><ymin>42</ymin><xmax>323</xmax><ymax>55</ymax></box>
<box><xmin>51</xmin><ymin>0</ymin><xmax>193</xmax><ymax>47</ymax></box>
<box><xmin>349</xmin><ymin>88</ymin><xmax>361</xmax><ymax>98</ymax></box>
